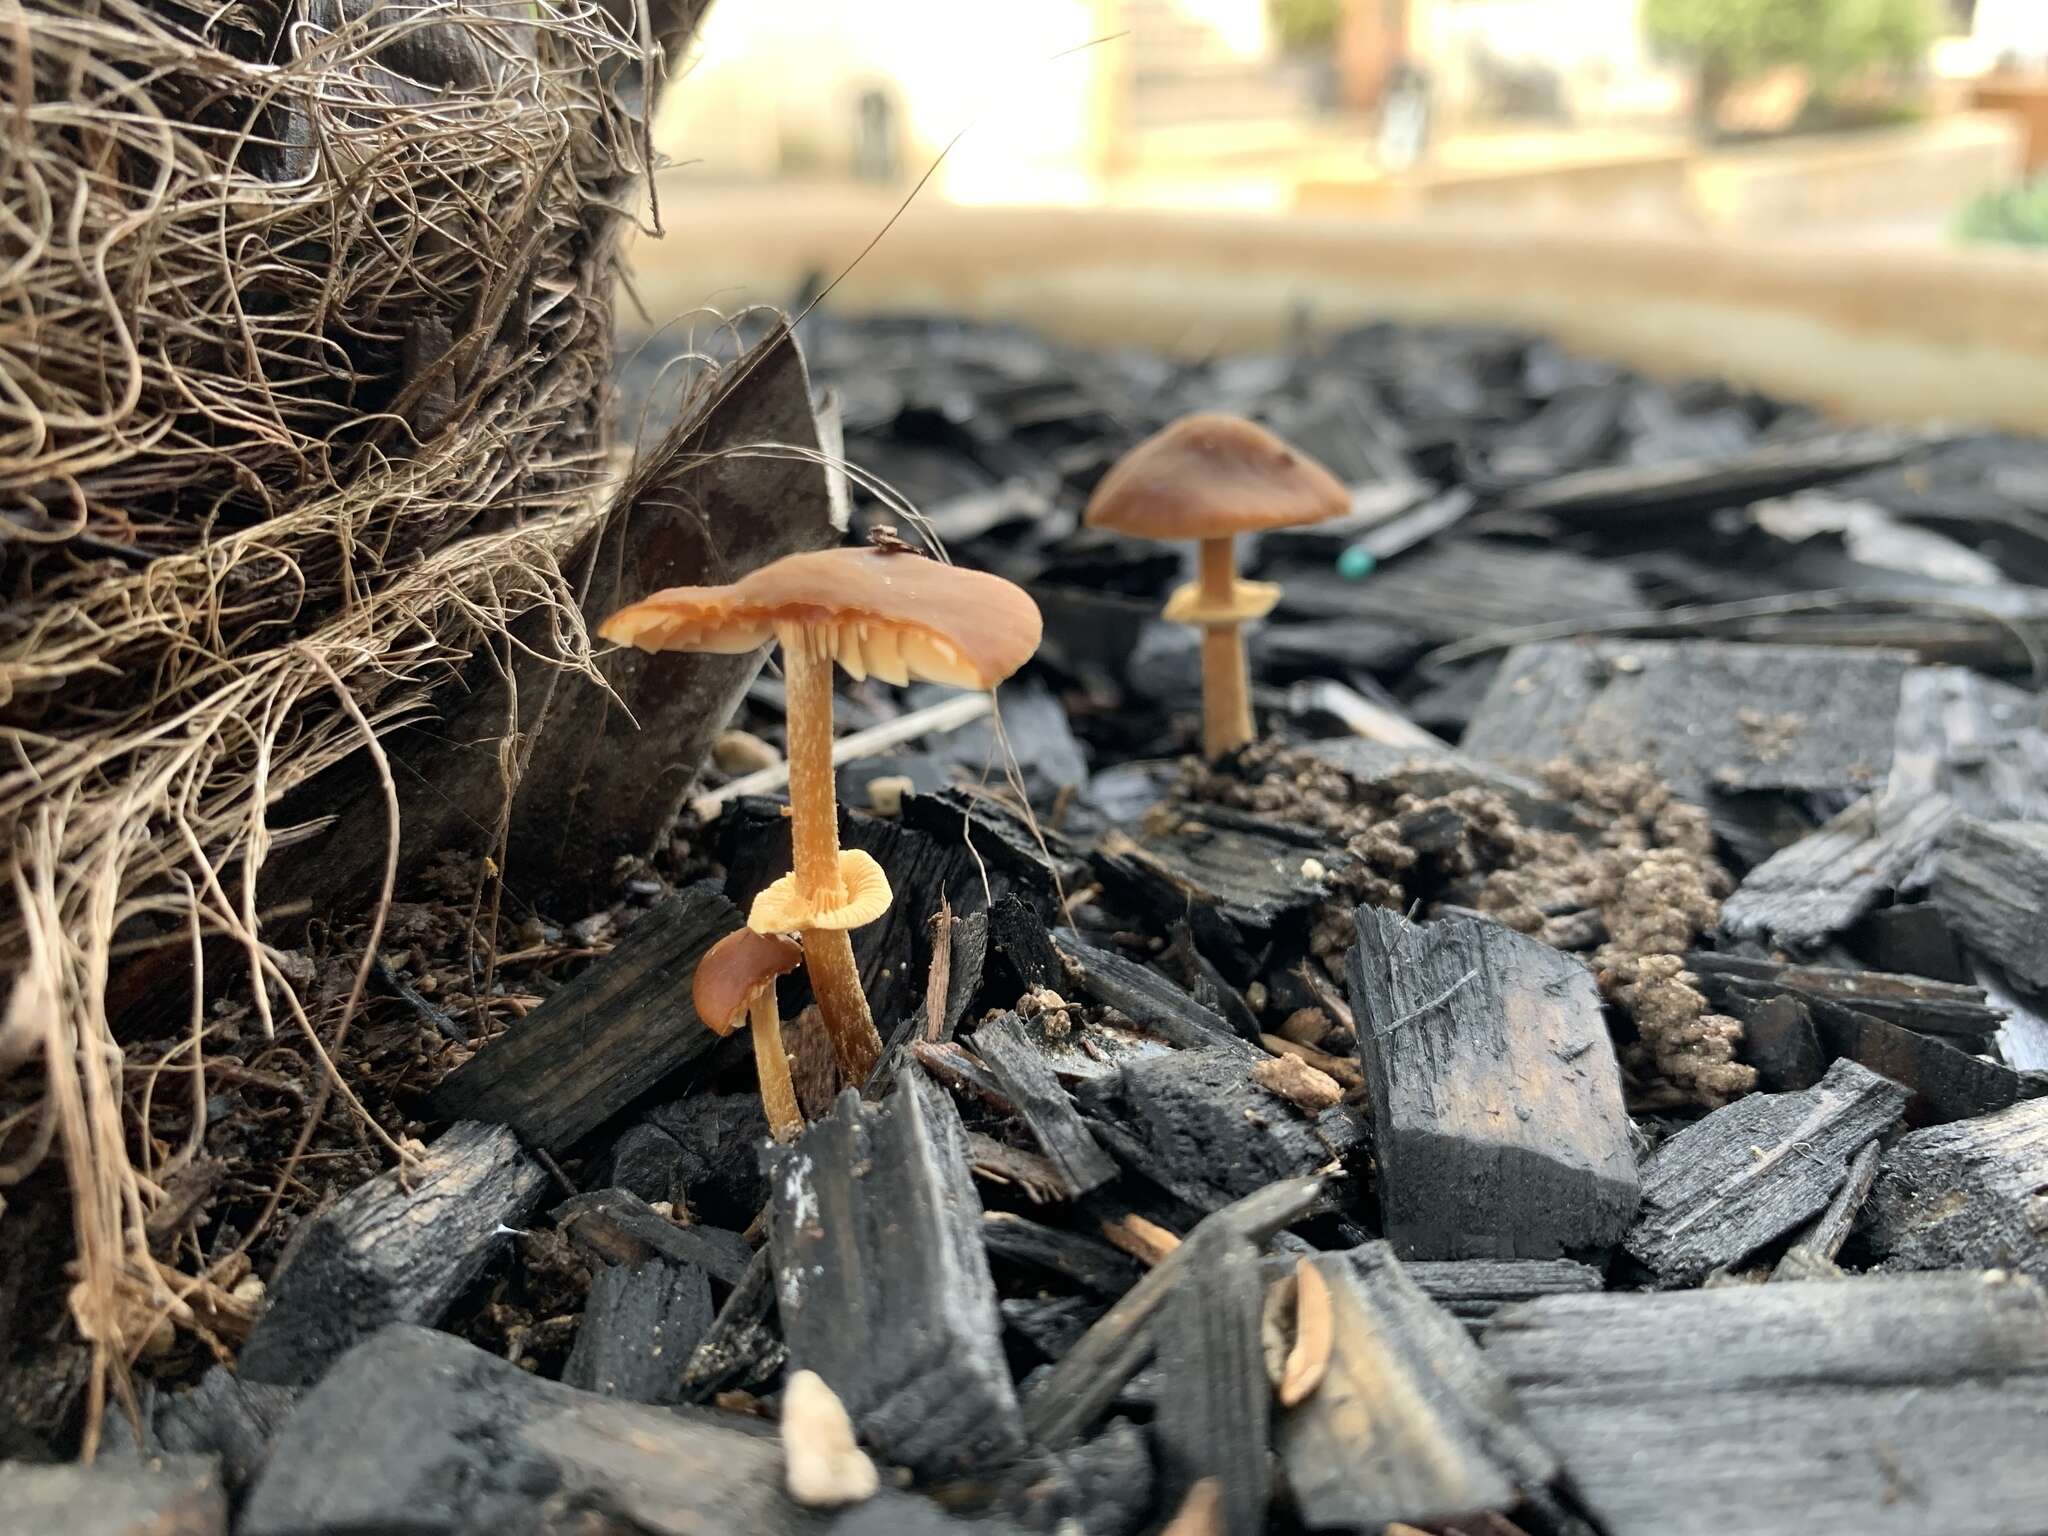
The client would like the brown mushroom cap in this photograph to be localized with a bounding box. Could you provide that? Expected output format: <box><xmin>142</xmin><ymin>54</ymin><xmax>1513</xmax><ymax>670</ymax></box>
<box><xmin>1083</xmin><ymin>413</ymin><xmax>1350</xmax><ymax>542</ymax></box>
<box><xmin>599</xmin><ymin>547</ymin><xmax>1043</xmax><ymax>691</ymax></box>
<box><xmin>693</xmin><ymin>928</ymin><xmax>803</xmax><ymax>1036</ymax></box>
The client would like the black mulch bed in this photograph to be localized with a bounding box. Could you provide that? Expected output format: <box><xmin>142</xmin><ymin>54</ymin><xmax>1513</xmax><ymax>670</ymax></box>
<box><xmin>23</xmin><ymin>309</ymin><xmax>2048</xmax><ymax>1536</ymax></box>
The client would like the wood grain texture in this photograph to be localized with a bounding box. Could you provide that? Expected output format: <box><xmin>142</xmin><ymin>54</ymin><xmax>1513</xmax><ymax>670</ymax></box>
<box><xmin>1347</xmin><ymin>907</ymin><xmax>1639</xmax><ymax>1259</ymax></box>
<box><xmin>765</xmin><ymin>1072</ymin><xmax>1027</xmax><ymax>1480</ymax></box>
<box><xmin>1280</xmin><ymin>1249</ymin><xmax>1556</xmax><ymax>1532</ymax></box>
<box><xmin>1720</xmin><ymin>790</ymin><xmax>1957</xmax><ymax>952</ymax></box>
<box><xmin>1865</xmin><ymin>1098</ymin><xmax>2048</xmax><ymax>1281</ymax></box>
<box><xmin>562</xmin><ymin>1258</ymin><xmax>713</xmax><ymax>1404</ymax></box>
<box><xmin>238</xmin><ymin>1121</ymin><xmax>547</xmax><ymax>1385</ymax></box>
<box><xmin>1483</xmin><ymin>1273</ymin><xmax>2048</xmax><ymax>1536</ymax></box>
<box><xmin>1076</xmin><ymin>1046</ymin><xmax>1361</xmax><ymax>1215</ymax></box>
<box><xmin>968</xmin><ymin>1013</ymin><xmax>1118</xmax><ymax>1199</ymax></box>
<box><xmin>1461</xmin><ymin>640</ymin><xmax>1907</xmax><ymax>805</ymax></box>
<box><xmin>1933</xmin><ymin>817</ymin><xmax>2048</xmax><ymax>989</ymax></box>
<box><xmin>427</xmin><ymin>884</ymin><xmax>741</xmax><ymax>1151</ymax></box>
<box><xmin>1624</xmin><ymin>1058</ymin><xmax>1908</xmax><ymax>1284</ymax></box>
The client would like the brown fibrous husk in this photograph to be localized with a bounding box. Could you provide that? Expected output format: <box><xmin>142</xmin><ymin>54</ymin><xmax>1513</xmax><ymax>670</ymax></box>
<box><xmin>0</xmin><ymin>0</ymin><xmax>658</xmax><ymax>1443</ymax></box>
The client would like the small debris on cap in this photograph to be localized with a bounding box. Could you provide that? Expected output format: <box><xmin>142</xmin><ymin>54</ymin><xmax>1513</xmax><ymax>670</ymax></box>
<box><xmin>781</xmin><ymin>1369</ymin><xmax>878</xmax><ymax>1508</ymax></box>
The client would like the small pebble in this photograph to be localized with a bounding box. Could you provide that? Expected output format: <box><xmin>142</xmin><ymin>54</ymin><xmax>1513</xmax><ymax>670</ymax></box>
<box><xmin>713</xmin><ymin>729</ymin><xmax>781</xmax><ymax>775</ymax></box>
<box><xmin>781</xmin><ymin>1370</ymin><xmax>877</xmax><ymax>1508</ymax></box>
<box><xmin>865</xmin><ymin>774</ymin><xmax>914</xmax><ymax>817</ymax></box>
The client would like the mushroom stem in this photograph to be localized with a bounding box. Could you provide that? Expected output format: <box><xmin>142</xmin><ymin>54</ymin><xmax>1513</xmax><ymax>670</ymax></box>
<box><xmin>776</xmin><ymin>625</ymin><xmax>884</xmax><ymax>1084</ymax></box>
<box><xmin>748</xmin><ymin>990</ymin><xmax>803</xmax><ymax>1144</ymax></box>
<box><xmin>1195</xmin><ymin>535</ymin><xmax>1254</xmax><ymax>759</ymax></box>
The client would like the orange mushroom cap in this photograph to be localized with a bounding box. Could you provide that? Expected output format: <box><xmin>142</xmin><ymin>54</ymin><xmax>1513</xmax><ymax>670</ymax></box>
<box><xmin>1083</xmin><ymin>413</ymin><xmax>1350</xmax><ymax>542</ymax></box>
<box><xmin>598</xmin><ymin>547</ymin><xmax>1043</xmax><ymax>691</ymax></box>
<box><xmin>693</xmin><ymin>928</ymin><xmax>803</xmax><ymax>1036</ymax></box>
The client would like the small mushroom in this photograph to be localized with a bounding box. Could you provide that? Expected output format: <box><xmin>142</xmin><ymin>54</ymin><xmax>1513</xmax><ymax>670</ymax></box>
<box><xmin>1085</xmin><ymin>413</ymin><xmax>1348</xmax><ymax>759</ymax></box>
<box><xmin>603</xmin><ymin>546</ymin><xmax>1041</xmax><ymax>1082</ymax></box>
<box><xmin>694</xmin><ymin>927</ymin><xmax>806</xmax><ymax>1144</ymax></box>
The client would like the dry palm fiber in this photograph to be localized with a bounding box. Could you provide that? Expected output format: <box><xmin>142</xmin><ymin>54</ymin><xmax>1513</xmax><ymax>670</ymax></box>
<box><xmin>0</xmin><ymin>0</ymin><xmax>693</xmax><ymax>1448</ymax></box>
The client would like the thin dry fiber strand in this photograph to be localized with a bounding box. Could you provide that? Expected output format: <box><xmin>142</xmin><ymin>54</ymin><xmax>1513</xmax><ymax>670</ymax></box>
<box><xmin>0</xmin><ymin>0</ymin><xmax>653</xmax><ymax>1448</ymax></box>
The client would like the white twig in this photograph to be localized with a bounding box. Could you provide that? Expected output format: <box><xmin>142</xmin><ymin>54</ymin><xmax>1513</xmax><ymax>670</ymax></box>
<box><xmin>689</xmin><ymin>692</ymin><xmax>994</xmax><ymax>821</ymax></box>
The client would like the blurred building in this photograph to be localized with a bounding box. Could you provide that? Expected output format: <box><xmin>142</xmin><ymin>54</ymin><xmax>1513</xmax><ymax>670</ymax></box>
<box><xmin>651</xmin><ymin>1</ymin><xmax>2016</xmax><ymax>223</ymax></box>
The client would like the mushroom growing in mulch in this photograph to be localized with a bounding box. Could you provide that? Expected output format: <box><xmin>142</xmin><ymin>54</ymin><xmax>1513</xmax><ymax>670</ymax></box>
<box><xmin>1085</xmin><ymin>412</ymin><xmax>1349</xmax><ymax>759</ymax></box>
<box><xmin>693</xmin><ymin>927</ymin><xmax>806</xmax><ymax>1144</ymax></box>
<box><xmin>601</xmin><ymin>545</ymin><xmax>1042</xmax><ymax>1084</ymax></box>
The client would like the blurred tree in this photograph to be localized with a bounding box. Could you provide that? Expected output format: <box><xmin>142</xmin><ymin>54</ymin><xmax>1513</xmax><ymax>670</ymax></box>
<box><xmin>1269</xmin><ymin>0</ymin><xmax>1343</xmax><ymax>54</ymax></box>
<box><xmin>1646</xmin><ymin>0</ymin><xmax>1934</xmax><ymax>131</ymax></box>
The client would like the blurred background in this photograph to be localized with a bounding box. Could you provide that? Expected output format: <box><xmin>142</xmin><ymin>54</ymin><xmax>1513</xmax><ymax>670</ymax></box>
<box><xmin>647</xmin><ymin>0</ymin><xmax>2047</xmax><ymax>236</ymax></box>
<box><xmin>623</xmin><ymin>1</ymin><xmax>2048</xmax><ymax>434</ymax></box>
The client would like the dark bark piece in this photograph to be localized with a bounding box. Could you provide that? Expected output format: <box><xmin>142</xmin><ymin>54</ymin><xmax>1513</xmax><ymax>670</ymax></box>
<box><xmin>1347</xmin><ymin>908</ymin><xmax>1639</xmax><ymax>1259</ymax></box>
<box><xmin>240</xmin><ymin>1323</ymin><xmax>1018</xmax><ymax>1536</ymax></box>
<box><xmin>996</xmin><ymin>1417</ymin><xmax>1155</xmax><ymax>1536</ymax></box>
<box><xmin>638</xmin><ymin>1091</ymin><xmax>773</xmax><ymax>1229</ymax></box>
<box><xmin>1153</xmin><ymin>1236</ymin><xmax>1269</xmax><ymax>1536</ymax></box>
<box><xmin>1482</xmin><ymin>1273</ymin><xmax>2048</xmax><ymax>1536</ymax></box>
<box><xmin>1022</xmin><ymin>1178</ymin><xmax>1325</xmax><ymax>1449</ymax></box>
<box><xmin>553</xmin><ymin>1187</ymin><xmax>753</xmax><ymax>1286</ymax></box>
<box><xmin>1397</xmin><ymin>1257</ymin><xmax>1606</xmax><ymax>1323</ymax></box>
<box><xmin>1090</xmin><ymin>809</ymin><xmax>1344</xmax><ymax>936</ymax></box>
<box><xmin>1808</xmin><ymin>996</ymin><xmax>2032</xmax><ymax>1126</ymax></box>
<box><xmin>900</xmin><ymin>787</ymin><xmax>1072</xmax><ymax>917</ymax></box>
<box><xmin>1052</xmin><ymin>931</ymin><xmax>1253</xmax><ymax>1055</ymax></box>
<box><xmin>1280</xmin><ymin>1249</ymin><xmax>1556</xmax><ymax>1532</ymax></box>
<box><xmin>1075</xmin><ymin>1047</ymin><xmax>1362</xmax><ymax>1215</ymax></box>
<box><xmin>982</xmin><ymin>1212</ymin><xmax>1147</xmax><ymax>1299</ymax></box>
<box><xmin>984</xmin><ymin>894</ymin><xmax>1063</xmax><ymax>1002</ymax></box>
<box><xmin>239</xmin><ymin>1121</ymin><xmax>548</xmax><ymax>1385</ymax></box>
<box><xmin>1689</xmin><ymin>951</ymin><xmax>2004</xmax><ymax>1040</ymax></box>
<box><xmin>1625</xmin><ymin>1058</ymin><xmax>1909</xmax><ymax>1284</ymax></box>
<box><xmin>723</xmin><ymin>802</ymin><xmax>998</xmax><ymax>1038</ymax></box>
<box><xmin>1864</xmin><ymin>1098</ymin><xmax>2048</xmax><ymax>1281</ymax></box>
<box><xmin>968</xmin><ymin>1015</ymin><xmax>1118</xmax><ymax>1199</ymax></box>
<box><xmin>765</xmin><ymin>1073</ymin><xmax>1027</xmax><ymax>1480</ymax></box>
<box><xmin>1771</xmin><ymin>1140</ymin><xmax>1882</xmax><ymax>1281</ymax></box>
<box><xmin>562</xmin><ymin>1258</ymin><xmax>714</xmax><ymax>1403</ymax></box>
<box><xmin>428</xmin><ymin>884</ymin><xmax>743</xmax><ymax>1152</ymax></box>
<box><xmin>263</xmin><ymin>324</ymin><xmax>841</xmax><ymax>916</ymax></box>
<box><xmin>1720</xmin><ymin>791</ymin><xmax>1957</xmax><ymax>952</ymax></box>
<box><xmin>677</xmin><ymin>1247</ymin><xmax>786</xmax><ymax>1404</ymax></box>
<box><xmin>1500</xmin><ymin>429</ymin><xmax>1909</xmax><ymax>527</ymax></box>
<box><xmin>1278</xmin><ymin>539</ymin><xmax>1643</xmax><ymax>643</ymax></box>
<box><xmin>1932</xmin><ymin>818</ymin><xmax>2048</xmax><ymax>989</ymax></box>
<box><xmin>152</xmin><ymin>1369</ymin><xmax>301</xmax><ymax>1492</ymax></box>
<box><xmin>1890</xmin><ymin>664</ymin><xmax>2048</xmax><ymax>822</ymax></box>
<box><xmin>1851</xmin><ymin>903</ymin><xmax>1971</xmax><ymax>984</ymax></box>
<box><xmin>1728</xmin><ymin>989</ymin><xmax>1826</xmax><ymax>1091</ymax></box>
<box><xmin>1001</xmin><ymin>1295</ymin><xmax>1105</xmax><ymax>1362</ymax></box>
<box><xmin>1461</xmin><ymin>640</ymin><xmax>1907</xmax><ymax>805</ymax></box>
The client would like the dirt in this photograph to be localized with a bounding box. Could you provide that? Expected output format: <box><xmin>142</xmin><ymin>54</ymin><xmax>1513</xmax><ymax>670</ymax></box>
<box><xmin>1176</xmin><ymin>746</ymin><xmax>1756</xmax><ymax>1109</ymax></box>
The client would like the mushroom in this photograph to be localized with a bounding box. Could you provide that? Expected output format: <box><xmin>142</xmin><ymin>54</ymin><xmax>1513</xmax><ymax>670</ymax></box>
<box><xmin>1084</xmin><ymin>413</ymin><xmax>1348</xmax><ymax>759</ymax></box>
<box><xmin>602</xmin><ymin>546</ymin><xmax>1042</xmax><ymax>1083</ymax></box>
<box><xmin>694</xmin><ymin>927</ymin><xmax>806</xmax><ymax>1142</ymax></box>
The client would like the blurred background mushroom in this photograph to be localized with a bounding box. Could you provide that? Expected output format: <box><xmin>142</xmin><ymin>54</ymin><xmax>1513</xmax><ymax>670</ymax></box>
<box><xmin>602</xmin><ymin>545</ymin><xmax>1042</xmax><ymax>1083</ymax></box>
<box><xmin>1085</xmin><ymin>413</ymin><xmax>1350</xmax><ymax>759</ymax></box>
